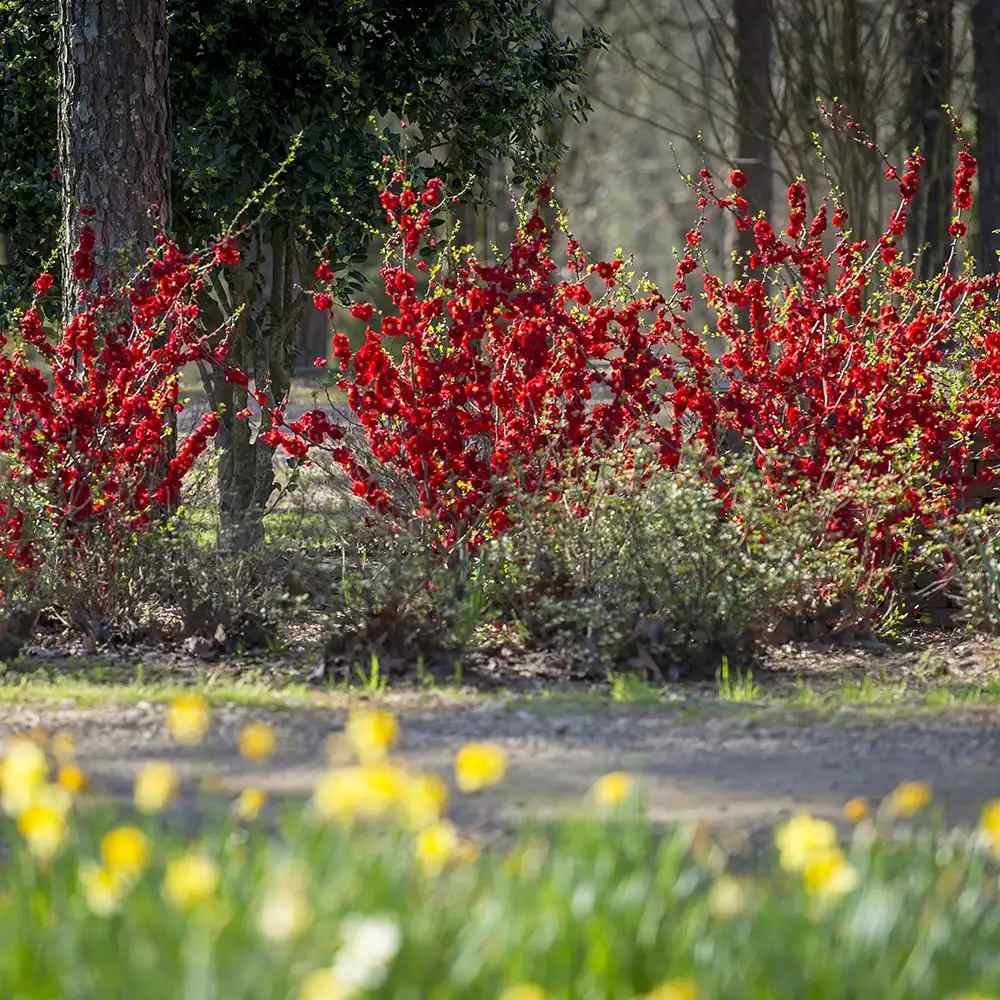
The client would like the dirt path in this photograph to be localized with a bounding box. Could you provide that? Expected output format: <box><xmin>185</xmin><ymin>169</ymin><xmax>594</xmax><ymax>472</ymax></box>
<box><xmin>5</xmin><ymin>695</ymin><xmax>1000</xmax><ymax>841</ymax></box>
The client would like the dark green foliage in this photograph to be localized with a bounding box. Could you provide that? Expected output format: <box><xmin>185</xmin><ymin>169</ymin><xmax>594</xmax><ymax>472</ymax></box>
<box><xmin>0</xmin><ymin>0</ymin><xmax>602</xmax><ymax>308</ymax></box>
<box><xmin>0</xmin><ymin>1</ymin><xmax>59</xmax><ymax>307</ymax></box>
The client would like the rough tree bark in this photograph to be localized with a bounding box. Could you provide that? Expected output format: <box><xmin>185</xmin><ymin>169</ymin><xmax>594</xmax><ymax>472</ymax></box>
<box><xmin>903</xmin><ymin>0</ymin><xmax>954</xmax><ymax>279</ymax></box>
<box><xmin>58</xmin><ymin>0</ymin><xmax>170</xmax><ymax>316</ymax></box>
<box><xmin>973</xmin><ymin>0</ymin><xmax>1000</xmax><ymax>274</ymax></box>
<box><xmin>734</xmin><ymin>0</ymin><xmax>774</xmax><ymax>265</ymax></box>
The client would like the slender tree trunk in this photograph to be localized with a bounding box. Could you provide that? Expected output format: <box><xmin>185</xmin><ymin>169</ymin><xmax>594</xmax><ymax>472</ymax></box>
<box><xmin>205</xmin><ymin>223</ymin><xmax>300</xmax><ymax>551</ymax></box>
<box><xmin>734</xmin><ymin>0</ymin><xmax>774</xmax><ymax>264</ymax></box>
<box><xmin>903</xmin><ymin>0</ymin><xmax>954</xmax><ymax>279</ymax></box>
<box><xmin>974</xmin><ymin>0</ymin><xmax>1000</xmax><ymax>274</ymax></box>
<box><xmin>58</xmin><ymin>0</ymin><xmax>170</xmax><ymax>317</ymax></box>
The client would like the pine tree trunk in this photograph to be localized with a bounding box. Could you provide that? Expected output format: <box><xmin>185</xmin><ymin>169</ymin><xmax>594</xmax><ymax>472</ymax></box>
<box><xmin>734</xmin><ymin>0</ymin><xmax>773</xmax><ymax>264</ymax></box>
<box><xmin>58</xmin><ymin>0</ymin><xmax>170</xmax><ymax>318</ymax></box>
<box><xmin>974</xmin><ymin>0</ymin><xmax>1000</xmax><ymax>274</ymax></box>
<box><xmin>904</xmin><ymin>0</ymin><xmax>954</xmax><ymax>279</ymax></box>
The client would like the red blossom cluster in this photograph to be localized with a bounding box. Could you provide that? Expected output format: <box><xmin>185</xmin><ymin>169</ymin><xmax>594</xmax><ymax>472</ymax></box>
<box><xmin>267</xmin><ymin>139</ymin><xmax>1000</xmax><ymax>567</ymax></box>
<box><xmin>670</xmin><ymin>136</ymin><xmax>1000</xmax><ymax>563</ymax></box>
<box><xmin>270</xmin><ymin>175</ymin><xmax>676</xmax><ymax>545</ymax></box>
<box><xmin>0</xmin><ymin>222</ymin><xmax>240</xmax><ymax>577</ymax></box>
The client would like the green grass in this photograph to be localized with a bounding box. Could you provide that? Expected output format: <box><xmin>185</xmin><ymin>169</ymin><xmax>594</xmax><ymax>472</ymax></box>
<box><xmin>3</xmin><ymin>740</ymin><xmax>1000</xmax><ymax>998</ymax></box>
<box><xmin>716</xmin><ymin>656</ymin><xmax>761</xmax><ymax>703</ymax></box>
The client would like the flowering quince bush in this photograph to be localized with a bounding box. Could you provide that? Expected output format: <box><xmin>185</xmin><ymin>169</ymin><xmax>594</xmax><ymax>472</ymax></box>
<box><xmin>255</xmin><ymin>124</ymin><xmax>1000</xmax><ymax>593</ymax></box>
<box><xmin>0</xmin><ymin>216</ymin><xmax>244</xmax><ymax>599</ymax></box>
<box><xmin>2</xmin><ymin>704</ymin><xmax>1000</xmax><ymax>997</ymax></box>
<box><xmin>265</xmin><ymin>169</ymin><xmax>675</xmax><ymax>548</ymax></box>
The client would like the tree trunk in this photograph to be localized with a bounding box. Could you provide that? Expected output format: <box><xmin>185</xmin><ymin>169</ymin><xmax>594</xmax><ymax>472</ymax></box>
<box><xmin>734</xmin><ymin>0</ymin><xmax>773</xmax><ymax>264</ymax></box>
<box><xmin>58</xmin><ymin>0</ymin><xmax>170</xmax><ymax>317</ymax></box>
<box><xmin>904</xmin><ymin>0</ymin><xmax>954</xmax><ymax>279</ymax></box>
<box><xmin>974</xmin><ymin>0</ymin><xmax>1000</xmax><ymax>274</ymax></box>
<box><xmin>203</xmin><ymin>224</ymin><xmax>300</xmax><ymax>551</ymax></box>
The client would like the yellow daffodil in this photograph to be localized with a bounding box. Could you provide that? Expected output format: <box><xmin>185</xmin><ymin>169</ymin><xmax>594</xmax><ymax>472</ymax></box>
<box><xmin>774</xmin><ymin>814</ymin><xmax>838</xmax><ymax>872</ymax></box>
<box><xmin>238</xmin><ymin>722</ymin><xmax>276</xmax><ymax>761</ymax></box>
<box><xmin>58</xmin><ymin>763</ymin><xmax>87</xmax><ymax>796</ymax></box>
<box><xmin>842</xmin><ymin>797</ymin><xmax>869</xmax><ymax>824</ymax></box>
<box><xmin>257</xmin><ymin>865</ymin><xmax>312</xmax><ymax>943</ymax></box>
<box><xmin>885</xmin><ymin>781</ymin><xmax>932</xmax><ymax>818</ymax></box>
<box><xmin>982</xmin><ymin>800</ymin><xmax>1000</xmax><ymax>856</ymax></box>
<box><xmin>79</xmin><ymin>862</ymin><xmax>128</xmax><ymax>917</ymax></box>
<box><xmin>591</xmin><ymin>771</ymin><xmax>635</xmax><ymax>809</ymax></box>
<box><xmin>455</xmin><ymin>742</ymin><xmax>507</xmax><ymax>792</ymax></box>
<box><xmin>2</xmin><ymin>738</ymin><xmax>48</xmax><ymax>815</ymax></box>
<box><xmin>234</xmin><ymin>787</ymin><xmax>267</xmax><ymax>821</ymax></box>
<box><xmin>18</xmin><ymin>799</ymin><xmax>67</xmax><ymax>862</ymax></box>
<box><xmin>401</xmin><ymin>772</ymin><xmax>448</xmax><ymax>828</ymax></box>
<box><xmin>802</xmin><ymin>848</ymin><xmax>858</xmax><ymax>899</ymax></box>
<box><xmin>313</xmin><ymin>767</ymin><xmax>369</xmax><ymax>823</ymax></box>
<box><xmin>642</xmin><ymin>978</ymin><xmax>698</xmax><ymax>1000</ymax></box>
<box><xmin>101</xmin><ymin>826</ymin><xmax>150</xmax><ymax>878</ymax></box>
<box><xmin>707</xmin><ymin>876</ymin><xmax>746</xmax><ymax>919</ymax></box>
<box><xmin>416</xmin><ymin>820</ymin><xmax>459</xmax><ymax>876</ymax></box>
<box><xmin>162</xmin><ymin>853</ymin><xmax>219</xmax><ymax>909</ymax></box>
<box><xmin>345</xmin><ymin>709</ymin><xmax>398</xmax><ymax>763</ymax></box>
<box><xmin>134</xmin><ymin>762</ymin><xmax>178</xmax><ymax>815</ymax></box>
<box><xmin>166</xmin><ymin>693</ymin><xmax>210</xmax><ymax>745</ymax></box>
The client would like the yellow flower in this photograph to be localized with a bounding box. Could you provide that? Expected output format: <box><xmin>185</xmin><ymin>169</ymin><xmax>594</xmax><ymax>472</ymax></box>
<box><xmin>134</xmin><ymin>762</ymin><xmax>178</xmax><ymax>815</ymax></box>
<box><xmin>707</xmin><ymin>876</ymin><xmax>746</xmax><ymax>920</ymax></box>
<box><xmin>234</xmin><ymin>787</ymin><xmax>267</xmax><ymax>821</ymax></box>
<box><xmin>345</xmin><ymin>709</ymin><xmax>398</xmax><ymax>763</ymax></box>
<box><xmin>885</xmin><ymin>781</ymin><xmax>932</xmax><ymax>818</ymax></box>
<box><xmin>300</xmin><ymin>968</ymin><xmax>351</xmax><ymax>1000</ymax></box>
<box><xmin>238</xmin><ymin>722</ymin><xmax>276</xmax><ymax>761</ymax></box>
<box><xmin>774</xmin><ymin>814</ymin><xmax>838</xmax><ymax>872</ymax></box>
<box><xmin>257</xmin><ymin>862</ymin><xmax>311</xmax><ymax>943</ymax></box>
<box><xmin>642</xmin><ymin>978</ymin><xmax>698</xmax><ymax>1000</ymax></box>
<box><xmin>499</xmin><ymin>986</ymin><xmax>551</xmax><ymax>1000</ymax></box>
<box><xmin>163</xmin><ymin>853</ymin><xmax>219</xmax><ymax>909</ymax></box>
<box><xmin>455</xmin><ymin>742</ymin><xmax>507</xmax><ymax>792</ymax></box>
<box><xmin>18</xmin><ymin>800</ymin><xmax>67</xmax><ymax>861</ymax></box>
<box><xmin>802</xmin><ymin>848</ymin><xmax>859</xmax><ymax>899</ymax></box>
<box><xmin>101</xmin><ymin>826</ymin><xmax>150</xmax><ymax>878</ymax></box>
<box><xmin>166</xmin><ymin>693</ymin><xmax>210</xmax><ymax>746</ymax></box>
<box><xmin>79</xmin><ymin>862</ymin><xmax>128</xmax><ymax>917</ymax></box>
<box><xmin>842</xmin><ymin>797</ymin><xmax>869</xmax><ymax>824</ymax></box>
<box><xmin>58</xmin><ymin>763</ymin><xmax>87</xmax><ymax>796</ymax></box>
<box><xmin>416</xmin><ymin>820</ymin><xmax>459</xmax><ymax>876</ymax></box>
<box><xmin>314</xmin><ymin>767</ymin><xmax>369</xmax><ymax>823</ymax></box>
<box><xmin>2</xmin><ymin>738</ymin><xmax>48</xmax><ymax>815</ymax></box>
<box><xmin>401</xmin><ymin>772</ymin><xmax>448</xmax><ymax>828</ymax></box>
<box><xmin>982</xmin><ymin>800</ymin><xmax>1000</xmax><ymax>855</ymax></box>
<box><xmin>591</xmin><ymin>771</ymin><xmax>635</xmax><ymax>809</ymax></box>
<box><xmin>51</xmin><ymin>732</ymin><xmax>76</xmax><ymax>764</ymax></box>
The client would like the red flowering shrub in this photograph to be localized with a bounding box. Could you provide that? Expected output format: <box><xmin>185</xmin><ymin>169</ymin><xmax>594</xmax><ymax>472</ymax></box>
<box><xmin>263</xmin><ymin>123</ymin><xmax>1000</xmax><ymax>588</ymax></box>
<box><xmin>0</xmin><ymin>219</ymin><xmax>240</xmax><ymax>596</ymax></box>
<box><xmin>269</xmin><ymin>174</ymin><xmax>676</xmax><ymax>547</ymax></box>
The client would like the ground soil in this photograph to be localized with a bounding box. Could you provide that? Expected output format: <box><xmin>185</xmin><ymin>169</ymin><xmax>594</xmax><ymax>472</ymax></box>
<box><xmin>3</xmin><ymin>633</ymin><xmax>1000</xmax><ymax>847</ymax></box>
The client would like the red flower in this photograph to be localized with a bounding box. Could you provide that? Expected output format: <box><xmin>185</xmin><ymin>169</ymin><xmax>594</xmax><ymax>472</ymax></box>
<box><xmin>213</xmin><ymin>237</ymin><xmax>241</xmax><ymax>266</ymax></box>
<box><xmin>729</xmin><ymin>169</ymin><xmax>747</xmax><ymax>189</ymax></box>
<box><xmin>33</xmin><ymin>273</ymin><xmax>54</xmax><ymax>296</ymax></box>
<box><xmin>313</xmin><ymin>292</ymin><xmax>333</xmax><ymax>311</ymax></box>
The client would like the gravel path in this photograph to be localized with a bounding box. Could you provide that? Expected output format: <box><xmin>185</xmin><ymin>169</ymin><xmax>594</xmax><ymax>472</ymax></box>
<box><xmin>5</xmin><ymin>696</ymin><xmax>1000</xmax><ymax>840</ymax></box>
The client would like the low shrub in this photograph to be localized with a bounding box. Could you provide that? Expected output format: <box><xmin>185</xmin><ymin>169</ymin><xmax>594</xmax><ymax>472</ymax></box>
<box><xmin>479</xmin><ymin>452</ymin><xmax>860</xmax><ymax>676</ymax></box>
